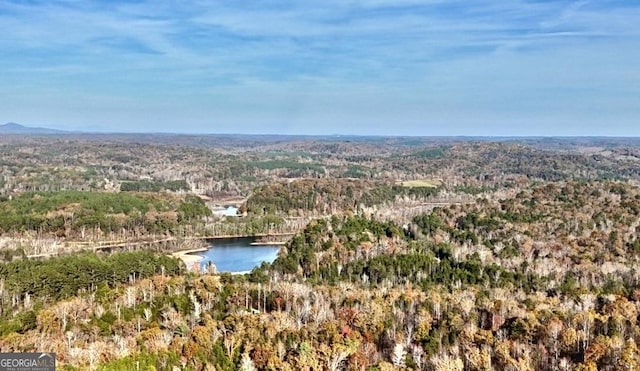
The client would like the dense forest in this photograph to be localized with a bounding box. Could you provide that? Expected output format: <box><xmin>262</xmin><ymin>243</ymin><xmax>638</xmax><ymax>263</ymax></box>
<box><xmin>242</xmin><ymin>179</ymin><xmax>438</xmax><ymax>216</ymax></box>
<box><xmin>0</xmin><ymin>191</ymin><xmax>211</xmax><ymax>238</ymax></box>
<box><xmin>1</xmin><ymin>135</ymin><xmax>640</xmax><ymax>369</ymax></box>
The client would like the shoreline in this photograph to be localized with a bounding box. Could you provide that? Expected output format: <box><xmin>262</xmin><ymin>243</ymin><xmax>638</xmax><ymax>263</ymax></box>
<box><xmin>22</xmin><ymin>233</ymin><xmax>295</xmax><ymax>260</ymax></box>
<box><xmin>171</xmin><ymin>236</ymin><xmax>287</xmax><ymax>273</ymax></box>
<box><xmin>171</xmin><ymin>247</ymin><xmax>207</xmax><ymax>270</ymax></box>
<box><xmin>250</xmin><ymin>241</ymin><xmax>287</xmax><ymax>246</ymax></box>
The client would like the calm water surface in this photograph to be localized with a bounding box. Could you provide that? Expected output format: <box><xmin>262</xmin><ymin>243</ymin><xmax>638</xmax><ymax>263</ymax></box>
<box><xmin>197</xmin><ymin>237</ymin><xmax>280</xmax><ymax>273</ymax></box>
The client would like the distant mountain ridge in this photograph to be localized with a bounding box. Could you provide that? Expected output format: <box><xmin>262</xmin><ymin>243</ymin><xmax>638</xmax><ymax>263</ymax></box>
<box><xmin>0</xmin><ymin>122</ymin><xmax>66</xmax><ymax>134</ymax></box>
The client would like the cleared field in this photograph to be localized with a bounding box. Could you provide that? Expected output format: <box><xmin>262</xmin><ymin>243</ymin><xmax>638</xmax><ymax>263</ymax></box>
<box><xmin>398</xmin><ymin>179</ymin><xmax>442</xmax><ymax>188</ymax></box>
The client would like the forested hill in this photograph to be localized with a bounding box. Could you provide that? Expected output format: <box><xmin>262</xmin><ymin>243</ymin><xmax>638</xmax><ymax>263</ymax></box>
<box><xmin>0</xmin><ymin>191</ymin><xmax>210</xmax><ymax>237</ymax></box>
<box><xmin>1</xmin><ymin>136</ymin><xmax>640</xmax><ymax>369</ymax></box>
<box><xmin>242</xmin><ymin>178</ymin><xmax>438</xmax><ymax>216</ymax></box>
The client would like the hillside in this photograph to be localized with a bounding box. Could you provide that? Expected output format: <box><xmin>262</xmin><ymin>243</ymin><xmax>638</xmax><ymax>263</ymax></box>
<box><xmin>0</xmin><ymin>136</ymin><xmax>639</xmax><ymax>369</ymax></box>
<box><xmin>0</xmin><ymin>122</ymin><xmax>66</xmax><ymax>134</ymax></box>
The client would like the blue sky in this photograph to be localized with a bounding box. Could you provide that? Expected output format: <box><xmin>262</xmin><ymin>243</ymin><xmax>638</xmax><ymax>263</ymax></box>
<box><xmin>1</xmin><ymin>0</ymin><xmax>639</xmax><ymax>135</ymax></box>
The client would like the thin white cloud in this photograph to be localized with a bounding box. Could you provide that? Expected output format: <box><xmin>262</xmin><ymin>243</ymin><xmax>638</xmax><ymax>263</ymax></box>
<box><xmin>1</xmin><ymin>0</ymin><xmax>639</xmax><ymax>135</ymax></box>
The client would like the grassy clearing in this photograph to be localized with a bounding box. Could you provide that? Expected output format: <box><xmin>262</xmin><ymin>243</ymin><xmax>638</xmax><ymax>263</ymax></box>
<box><xmin>398</xmin><ymin>179</ymin><xmax>442</xmax><ymax>188</ymax></box>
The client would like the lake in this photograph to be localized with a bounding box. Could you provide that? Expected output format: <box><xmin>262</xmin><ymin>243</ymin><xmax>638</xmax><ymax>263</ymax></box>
<box><xmin>197</xmin><ymin>237</ymin><xmax>281</xmax><ymax>273</ymax></box>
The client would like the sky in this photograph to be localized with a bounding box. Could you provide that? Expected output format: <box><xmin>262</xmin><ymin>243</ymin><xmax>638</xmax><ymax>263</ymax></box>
<box><xmin>1</xmin><ymin>0</ymin><xmax>639</xmax><ymax>136</ymax></box>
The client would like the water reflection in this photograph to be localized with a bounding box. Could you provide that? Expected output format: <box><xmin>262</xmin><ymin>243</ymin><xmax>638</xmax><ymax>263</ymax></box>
<box><xmin>198</xmin><ymin>237</ymin><xmax>280</xmax><ymax>273</ymax></box>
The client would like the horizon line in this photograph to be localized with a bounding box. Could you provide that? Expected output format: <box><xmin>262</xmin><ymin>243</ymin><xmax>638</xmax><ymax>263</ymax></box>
<box><xmin>3</xmin><ymin>122</ymin><xmax>640</xmax><ymax>139</ymax></box>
